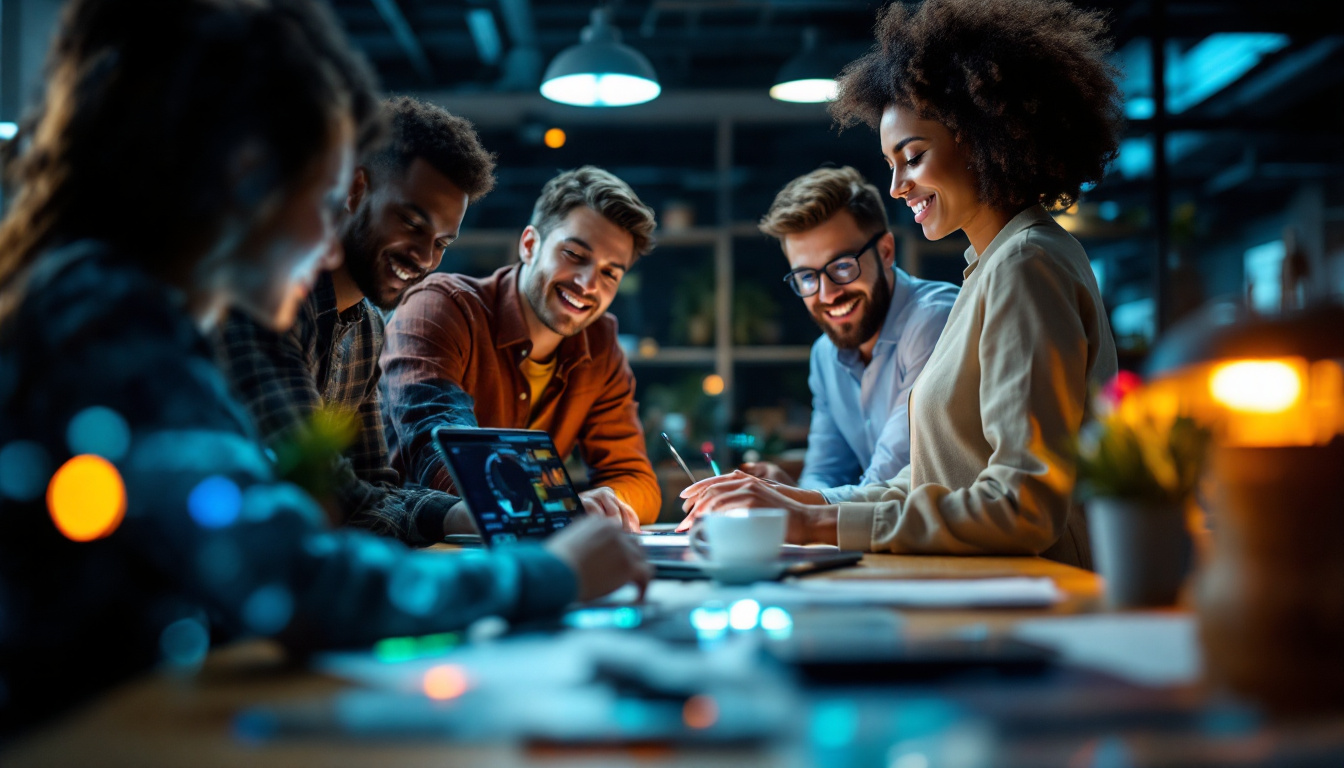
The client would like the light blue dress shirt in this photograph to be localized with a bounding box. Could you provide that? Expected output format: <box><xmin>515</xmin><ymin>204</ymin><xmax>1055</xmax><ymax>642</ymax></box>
<box><xmin>798</xmin><ymin>266</ymin><xmax>958</xmax><ymax>502</ymax></box>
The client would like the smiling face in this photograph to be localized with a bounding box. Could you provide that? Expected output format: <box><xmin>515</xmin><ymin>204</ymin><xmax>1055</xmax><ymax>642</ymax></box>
<box><xmin>341</xmin><ymin>157</ymin><xmax>469</xmax><ymax>310</ymax></box>
<box><xmin>228</xmin><ymin>118</ymin><xmax>354</xmax><ymax>331</ymax></box>
<box><xmin>782</xmin><ymin>210</ymin><xmax>894</xmax><ymax>355</ymax></box>
<box><xmin>518</xmin><ymin>205</ymin><xmax>634</xmax><ymax>346</ymax></box>
<box><xmin>880</xmin><ymin>104</ymin><xmax>1005</xmax><ymax>254</ymax></box>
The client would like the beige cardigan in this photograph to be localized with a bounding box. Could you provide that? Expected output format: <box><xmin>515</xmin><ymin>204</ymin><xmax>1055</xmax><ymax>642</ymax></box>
<box><xmin>835</xmin><ymin>206</ymin><xmax>1117</xmax><ymax>568</ymax></box>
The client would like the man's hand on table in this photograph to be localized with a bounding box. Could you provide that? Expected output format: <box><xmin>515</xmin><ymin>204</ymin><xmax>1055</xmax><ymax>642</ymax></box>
<box><xmin>675</xmin><ymin>470</ymin><xmax>840</xmax><ymax>545</ymax></box>
<box><xmin>545</xmin><ymin>515</ymin><xmax>653</xmax><ymax>601</ymax></box>
<box><xmin>444</xmin><ymin>500</ymin><xmax>479</xmax><ymax>536</ymax></box>
<box><xmin>578</xmin><ymin>486</ymin><xmax>641</xmax><ymax>532</ymax></box>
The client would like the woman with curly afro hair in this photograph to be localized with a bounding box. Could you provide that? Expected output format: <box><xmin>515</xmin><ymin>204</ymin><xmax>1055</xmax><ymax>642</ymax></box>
<box><xmin>681</xmin><ymin>0</ymin><xmax>1121</xmax><ymax>569</ymax></box>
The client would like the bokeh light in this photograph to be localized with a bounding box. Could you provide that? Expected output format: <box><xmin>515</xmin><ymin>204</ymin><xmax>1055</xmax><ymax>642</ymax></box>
<box><xmin>729</xmin><ymin>598</ymin><xmax>761</xmax><ymax>631</ymax></box>
<box><xmin>159</xmin><ymin>617</ymin><xmax>210</xmax><ymax>668</ymax></box>
<box><xmin>760</xmin><ymin>606</ymin><xmax>794</xmax><ymax>640</ymax></box>
<box><xmin>66</xmin><ymin>406</ymin><xmax>131</xmax><ymax>462</ymax></box>
<box><xmin>47</xmin><ymin>454</ymin><xmax>126</xmax><ymax>542</ymax></box>
<box><xmin>423</xmin><ymin>664</ymin><xmax>469</xmax><ymax>700</ymax></box>
<box><xmin>388</xmin><ymin>562</ymin><xmax>440</xmax><ymax>617</ymax></box>
<box><xmin>543</xmin><ymin>127</ymin><xmax>566</xmax><ymax>148</ymax></box>
<box><xmin>682</xmin><ymin>695</ymin><xmax>719</xmax><ymax>729</ymax></box>
<box><xmin>0</xmin><ymin>440</ymin><xmax>51</xmax><ymax>501</ymax></box>
<box><xmin>1209</xmin><ymin>360</ymin><xmax>1302</xmax><ymax>413</ymax></box>
<box><xmin>242</xmin><ymin>585</ymin><xmax>293</xmax><ymax>635</ymax></box>
<box><xmin>702</xmin><ymin>374</ymin><xmax>725</xmax><ymax>396</ymax></box>
<box><xmin>188</xmin><ymin>476</ymin><xmax>243</xmax><ymax>528</ymax></box>
<box><xmin>811</xmin><ymin>700</ymin><xmax>860</xmax><ymax>749</ymax></box>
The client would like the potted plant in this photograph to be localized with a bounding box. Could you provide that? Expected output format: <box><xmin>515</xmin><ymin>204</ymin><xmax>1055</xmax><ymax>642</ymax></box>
<box><xmin>1074</xmin><ymin>371</ymin><xmax>1212</xmax><ymax>608</ymax></box>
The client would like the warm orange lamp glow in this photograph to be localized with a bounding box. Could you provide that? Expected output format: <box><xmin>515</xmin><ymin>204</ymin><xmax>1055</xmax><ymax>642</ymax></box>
<box><xmin>702</xmin><ymin>374</ymin><xmax>725</xmax><ymax>396</ymax></box>
<box><xmin>1209</xmin><ymin>360</ymin><xmax>1302</xmax><ymax>413</ymax></box>
<box><xmin>423</xmin><ymin>664</ymin><xmax>469</xmax><ymax>700</ymax></box>
<box><xmin>543</xmin><ymin>128</ymin><xmax>566</xmax><ymax>149</ymax></box>
<box><xmin>47</xmin><ymin>454</ymin><xmax>126</xmax><ymax>542</ymax></box>
<box><xmin>682</xmin><ymin>695</ymin><xmax>718</xmax><ymax>729</ymax></box>
<box><xmin>1143</xmin><ymin>301</ymin><xmax>1344</xmax><ymax>714</ymax></box>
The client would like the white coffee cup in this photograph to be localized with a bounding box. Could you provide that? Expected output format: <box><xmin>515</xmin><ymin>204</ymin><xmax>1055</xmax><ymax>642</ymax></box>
<box><xmin>690</xmin><ymin>508</ymin><xmax>787</xmax><ymax>565</ymax></box>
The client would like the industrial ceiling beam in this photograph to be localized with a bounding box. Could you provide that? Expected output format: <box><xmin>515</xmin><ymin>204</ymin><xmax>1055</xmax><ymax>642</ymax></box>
<box><xmin>368</xmin><ymin>0</ymin><xmax>434</xmax><ymax>84</ymax></box>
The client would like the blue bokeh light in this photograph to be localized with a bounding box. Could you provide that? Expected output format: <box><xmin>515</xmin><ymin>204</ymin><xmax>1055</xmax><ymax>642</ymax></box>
<box><xmin>188</xmin><ymin>476</ymin><xmax>243</xmax><ymax>528</ymax></box>
<box><xmin>159</xmin><ymin>617</ymin><xmax>210</xmax><ymax>668</ymax></box>
<box><xmin>388</xmin><ymin>562</ymin><xmax>439</xmax><ymax>617</ymax></box>
<box><xmin>760</xmin><ymin>606</ymin><xmax>794</xmax><ymax>639</ymax></box>
<box><xmin>811</xmin><ymin>699</ymin><xmax>860</xmax><ymax>749</ymax></box>
<box><xmin>0</xmin><ymin>440</ymin><xmax>51</xmax><ymax>501</ymax></box>
<box><xmin>242</xmin><ymin>585</ymin><xmax>293</xmax><ymax>635</ymax></box>
<box><xmin>66</xmin><ymin>406</ymin><xmax>131</xmax><ymax>462</ymax></box>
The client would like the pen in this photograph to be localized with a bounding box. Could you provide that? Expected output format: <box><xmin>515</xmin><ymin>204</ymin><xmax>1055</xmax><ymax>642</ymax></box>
<box><xmin>702</xmin><ymin>451</ymin><xmax>722</xmax><ymax>476</ymax></box>
<box><xmin>661</xmin><ymin>432</ymin><xmax>697</xmax><ymax>484</ymax></box>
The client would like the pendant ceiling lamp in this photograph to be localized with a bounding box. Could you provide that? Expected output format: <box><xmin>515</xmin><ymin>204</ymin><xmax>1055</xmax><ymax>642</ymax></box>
<box><xmin>770</xmin><ymin>27</ymin><xmax>840</xmax><ymax>104</ymax></box>
<box><xmin>540</xmin><ymin>7</ymin><xmax>660</xmax><ymax>108</ymax></box>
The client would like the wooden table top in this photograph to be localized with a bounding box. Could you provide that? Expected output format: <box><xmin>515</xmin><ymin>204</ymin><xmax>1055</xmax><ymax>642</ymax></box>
<box><xmin>2</xmin><ymin>553</ymin><xmax>1104</xmax><ymax>768</ymax></box>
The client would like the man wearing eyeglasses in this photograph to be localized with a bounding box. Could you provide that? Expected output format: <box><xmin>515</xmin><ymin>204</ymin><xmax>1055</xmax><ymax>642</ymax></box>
<box><xmin>749</xmin><ymin>165</ymin><xmax>958</xmax><ymax>501</ymax></box>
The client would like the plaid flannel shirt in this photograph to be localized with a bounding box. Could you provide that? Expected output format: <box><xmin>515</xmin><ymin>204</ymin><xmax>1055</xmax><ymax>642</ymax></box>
<box><xmin>217</xmin><ymin>272</ymin><xmax>457</xmax><ymax>546</ymax></box>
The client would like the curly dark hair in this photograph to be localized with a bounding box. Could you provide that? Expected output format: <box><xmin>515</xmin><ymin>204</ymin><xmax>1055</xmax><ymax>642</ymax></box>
<box><xmin>364</xmin><ymin>96</ymin><xmax>496</xmax><ymax>203</ymax></box>
<box><xmin>831</xmin><ymin>0</ymin><xmax>1124</xmax><ymax>211</ymax></box>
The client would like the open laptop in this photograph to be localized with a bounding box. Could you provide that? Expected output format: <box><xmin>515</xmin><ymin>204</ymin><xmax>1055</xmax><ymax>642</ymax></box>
<box><xmin>432</xmin><ymin>426</ymin><xmax>862</xmax><ymax>579</ymax></box>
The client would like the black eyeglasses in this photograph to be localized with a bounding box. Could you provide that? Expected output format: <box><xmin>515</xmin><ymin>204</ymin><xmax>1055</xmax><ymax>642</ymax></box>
<box><xmin>781</xmin><ymin>231</ymin><xmax>885</xmax><ymax>298</ymax></box>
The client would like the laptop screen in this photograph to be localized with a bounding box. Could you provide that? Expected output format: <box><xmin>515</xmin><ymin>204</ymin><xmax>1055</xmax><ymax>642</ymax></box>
<box><xmin>433</xmin><ymin>427</ymin><xmax>584</xmax><ymax>545</ymax></box>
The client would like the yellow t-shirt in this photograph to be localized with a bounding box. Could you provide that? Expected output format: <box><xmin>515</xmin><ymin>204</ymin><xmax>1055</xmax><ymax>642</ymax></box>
<box><xmin>519</xmin><ymin>355</ymin><xmax>558</xmax><ymax>426</ymax></box>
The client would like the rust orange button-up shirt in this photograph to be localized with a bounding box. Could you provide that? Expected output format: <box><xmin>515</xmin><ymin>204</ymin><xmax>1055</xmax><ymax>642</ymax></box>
<box><xmin>381</xmin><ymin>264</ymin><xmax>661</xmax><ymax>524</ymax></box>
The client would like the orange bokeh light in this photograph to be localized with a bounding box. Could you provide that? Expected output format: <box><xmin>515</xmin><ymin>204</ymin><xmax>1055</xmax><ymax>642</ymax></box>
<box><xmin>543</xmin><ymin>128</ymin><xmax>566</xmax><ymax>149</ymax></box>
<box><xmin>702</xmin><ymin>374</ymin><xmax>725</xmax><ymax>397</ymax></box>
<box><xmin>47</xmin><ymin>454</ymin><xmax>126</xmax><ymax>542</ymax></box>
<box><xmin>682</xmin><ymin>694</ymin><xmax>718</xmax><ymax>729</ymax></box>
<box><xmin>423</xmin><ymin>664</ymin><xmax>469</xmax><ymax>700</ymax></box>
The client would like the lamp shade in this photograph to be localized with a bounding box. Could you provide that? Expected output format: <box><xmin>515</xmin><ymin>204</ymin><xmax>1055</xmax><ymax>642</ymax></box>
<box><xmin>541</xmin><ymin>9</ymin><xmax>660</xmax><ymax>108</ymax></box>
<box><xmin>1145</xmin><ymin>300</ymin><xmax>1344</xmax><ymax>376</ymax></box>
<box><xmin>1142</xmin><ymin>300</ymin><xmax>1344</xmax><ymax>448</ymax></box>
<box><xmin>769</xmin><ymin>28</ymin><xmax>841</xmax><ymax>103</ymax></box>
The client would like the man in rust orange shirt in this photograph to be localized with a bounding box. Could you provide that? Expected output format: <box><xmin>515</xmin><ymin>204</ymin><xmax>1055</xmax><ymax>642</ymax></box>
<box><xmin>381</xmin><ymin>166</ymin><xmax>660</xmax><ymax>530</ymax></box>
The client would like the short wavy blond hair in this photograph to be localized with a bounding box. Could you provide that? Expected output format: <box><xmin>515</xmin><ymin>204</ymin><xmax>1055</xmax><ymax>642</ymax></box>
<box><xmin>759</xmin><ymin>166</ymin><xmax>889</xmax><ymax>243</ymax></box>
<box><xmin>530</xmin><ymin>166</ymin><xmax>657</xmax><ymax>260</ymax></box>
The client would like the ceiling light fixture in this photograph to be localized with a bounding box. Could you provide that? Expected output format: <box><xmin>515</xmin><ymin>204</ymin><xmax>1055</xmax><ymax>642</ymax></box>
<box><xmin>540</xmin><ymin>7</ymin><xmax>660</xmax><ymax>108</ymax></box>
<box><xmin>770</xmin><ymin>28</ymin><xmax>840</xmax><ymax>104</ymax></box>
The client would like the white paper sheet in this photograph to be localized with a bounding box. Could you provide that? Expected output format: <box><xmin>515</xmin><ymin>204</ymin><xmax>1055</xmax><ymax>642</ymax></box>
<box><xmin>1011</xmin><ymin>614</ymin><xmax>1200</xmax><ymax>686</ymax></box>
<box><xmin>747</xmin><ymin>577</ymin><xmax>1065</xmax><ymax>608</ymax></box>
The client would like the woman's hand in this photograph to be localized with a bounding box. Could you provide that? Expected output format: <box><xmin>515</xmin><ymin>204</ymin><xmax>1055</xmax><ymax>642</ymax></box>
<box><xmin>674</xmin><ymin>470</ymin><xmax>838</xmax><ymax>544</ymax></box>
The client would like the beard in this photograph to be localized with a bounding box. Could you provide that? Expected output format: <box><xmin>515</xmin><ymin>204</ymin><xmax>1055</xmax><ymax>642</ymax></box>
<box><xmin>810</xmin><ymin>267</ymin><xmax>892</xmax><ymax>350</ymax></box>
<box><xmin>340</xmin><ymin>206</ymin><xmax>425</xmax><ymax>311</ymax></box>
<box><xmin>521</xmin><ymin>271</ymin><xmax>599</xmax><ymax>338</ymax></box>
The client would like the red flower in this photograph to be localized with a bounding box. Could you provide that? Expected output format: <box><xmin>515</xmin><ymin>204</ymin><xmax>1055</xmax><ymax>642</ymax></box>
<box><xmin>1100</xmin><ymin>370</ymin><xmax>1143</xmax><ymax>409</ymax></box>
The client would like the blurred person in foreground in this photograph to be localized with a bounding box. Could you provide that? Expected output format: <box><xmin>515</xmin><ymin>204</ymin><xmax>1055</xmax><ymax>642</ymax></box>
<box><xmin>681</xmin><ymin>0</ymin><xmax>1120</xmax><ymax>568</ymax></box>
<box><xmin>381</xmin><ymin>167</ymin><xmax>662</xmax><ymax>531</ymax></box>
<box><xmin>0</xmin><ymin>0</ymin><xmax>648</xmax><ymax>737</ymax></box>
<box><xmin>724</xmin><ymin>166</ymin><xmax>957</xmax><ymax>506</ymax></box>
<box><xmin>217</xmin><ymin>96</ymin><xmax>493</xmax><ymax>547</ymax></box>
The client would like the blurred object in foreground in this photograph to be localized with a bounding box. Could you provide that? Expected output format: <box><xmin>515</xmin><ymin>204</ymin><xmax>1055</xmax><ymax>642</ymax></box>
<box><xmin>1145</xmin><ymin>300</ymin><xmax>1344</xmax><ymax>715</ymax></box>
<box><xmin>270</xmin><ymin>406</ymin><xmax>360</xmax><ymax>514</ymax></box>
